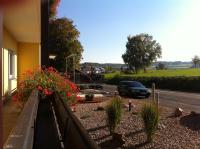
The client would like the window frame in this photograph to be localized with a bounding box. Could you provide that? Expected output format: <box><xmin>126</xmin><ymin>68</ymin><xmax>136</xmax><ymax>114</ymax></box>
<box><xmin>8</xmin><ymin>50</ymin><xmax>16</xmax><ymax>79</ymax></box>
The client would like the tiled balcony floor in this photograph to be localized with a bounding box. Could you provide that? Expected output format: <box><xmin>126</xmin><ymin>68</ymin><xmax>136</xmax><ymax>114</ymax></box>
<box><xmin>3</xmin><ymin>98</ymin><xmax>21</xmax><ymax>143</ymax></box>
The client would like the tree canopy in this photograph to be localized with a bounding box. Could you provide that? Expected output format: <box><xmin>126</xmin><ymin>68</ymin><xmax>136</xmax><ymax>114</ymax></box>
<box><xmin>192</xmin><ymin>55</ymin><xmax>200</xmax><ymax>68</ymax></box>
<box><xmin>122</xmin><ymin>33</ymin><xmax>162</xmax><ymax>73</ymax></box>
<box><xmin>49</xmin><ymin>18</ymin><xmax>83</xmax><ymax>72</ymax></box>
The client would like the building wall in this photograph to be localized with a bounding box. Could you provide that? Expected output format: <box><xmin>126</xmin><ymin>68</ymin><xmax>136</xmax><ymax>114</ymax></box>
<box><xmin>17</xmin><ymin>43</ymin><xmax>40</xmax><ymax>81</ymax></box>
<box><xmin>2</xmin><ymin>28</ymin><xmax>17</xmax><ymax>53</ymax></box>
<box><xmin>2</xmin><ymin>28</ymin><xmax>40</xmax><ymax>97</ymax></box>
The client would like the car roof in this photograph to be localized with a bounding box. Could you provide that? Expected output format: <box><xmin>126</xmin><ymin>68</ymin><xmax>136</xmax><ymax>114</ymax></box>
<box><xmin>119</xmin><ymin>81</ymin><xmax>140</xmax><ymax>83</ymax></box>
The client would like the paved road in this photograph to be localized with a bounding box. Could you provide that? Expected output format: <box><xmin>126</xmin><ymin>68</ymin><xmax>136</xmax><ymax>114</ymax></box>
<box><xmin>102</xmin><ymin>84</ymin><xmax>200</xmax><ymax>112</ymax></box>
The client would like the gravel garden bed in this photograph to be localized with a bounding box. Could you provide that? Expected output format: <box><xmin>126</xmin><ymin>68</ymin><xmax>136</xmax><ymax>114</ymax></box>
<box><xmin>74</xmin><ymin>97</ymin><xmax>200</xmax><ymax>149</ymax></box>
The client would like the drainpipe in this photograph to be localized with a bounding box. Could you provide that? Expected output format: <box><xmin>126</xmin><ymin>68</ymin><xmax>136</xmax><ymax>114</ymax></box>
<box><xmin>0</xmin><ymin>11</ymin><xmax>3</xmax><ymax>149</ymax></box>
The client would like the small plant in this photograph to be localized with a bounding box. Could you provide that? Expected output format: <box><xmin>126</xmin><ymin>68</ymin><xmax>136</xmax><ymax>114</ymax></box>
<box><xmin>141</xmin><ymin>103</ymin><xmax>160</xmax><ymax>142</ymax></box>
<box><xmin>106</xmin><ymin>97</ymin><xmax>122</xmax><ymax>134</ymax></box>
<box><xmin>85</xmin><ymin>93</ymin><xmax>94</xmax><ymax>101</ymax></box>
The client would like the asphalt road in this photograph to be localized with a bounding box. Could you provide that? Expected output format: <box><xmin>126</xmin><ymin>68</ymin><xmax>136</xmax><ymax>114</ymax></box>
<box><xmin>102</xmin><ymin>84</ymin><xmax>200</xmax><ymax>112</ymax></box>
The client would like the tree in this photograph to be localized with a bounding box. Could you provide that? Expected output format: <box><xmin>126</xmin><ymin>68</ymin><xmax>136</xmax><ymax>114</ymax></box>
<box><xmin>122</xmin><ymin>33</ymin><xmax>162</xmax><ymax>73</ymax></box>
<box><xmin>49</xmin><ymin>18</ymin><xmax>83</xmax><ymax>72</ymax></box>
<box><xmin>192</xmin><ymin>55</ymin><xmax>200</xmax><ymax>68</ymax></box>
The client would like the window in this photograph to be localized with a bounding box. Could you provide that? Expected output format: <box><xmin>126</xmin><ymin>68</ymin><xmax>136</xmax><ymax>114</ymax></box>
<box><xmin>9</xmin><ymin>51</ymin><xmax>15</xmax><ymax>78</ymax></box>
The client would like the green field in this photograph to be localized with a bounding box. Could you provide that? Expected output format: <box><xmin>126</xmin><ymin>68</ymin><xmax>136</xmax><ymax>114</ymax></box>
<box><xmin>104</xmin><ymin>68</ymin><xmax>200</xmax><ymax>79</ymax></box>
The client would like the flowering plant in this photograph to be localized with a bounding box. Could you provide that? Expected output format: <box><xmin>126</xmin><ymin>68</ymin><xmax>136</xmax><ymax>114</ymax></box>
<box><xmin>13</xmin><ymin>67</ymin><xmax>80</xmax><ymax>108</ymax></box>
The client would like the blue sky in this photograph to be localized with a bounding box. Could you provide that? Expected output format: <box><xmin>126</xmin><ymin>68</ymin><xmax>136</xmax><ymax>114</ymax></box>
<box><xmin>58</xmin><ymin>0</ymin><xmax>200</xmax><ymax>63</ymax></box>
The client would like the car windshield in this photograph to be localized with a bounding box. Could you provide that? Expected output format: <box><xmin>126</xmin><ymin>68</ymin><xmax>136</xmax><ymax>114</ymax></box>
<box><xmin>127</xmin><ymin>82</ymin><xmax>145</xmax><ymax>88</ymax></box>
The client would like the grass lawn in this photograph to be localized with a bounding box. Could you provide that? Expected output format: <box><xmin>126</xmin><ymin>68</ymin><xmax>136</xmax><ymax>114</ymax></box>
<box><xmin>104</xmin><ymin>68</ymin><xmax>200</xmax><ymax>79</ymax></box>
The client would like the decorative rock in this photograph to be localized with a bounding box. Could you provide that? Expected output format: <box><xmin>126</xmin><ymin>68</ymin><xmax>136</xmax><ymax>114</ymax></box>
<box><xmin>174</xmin><ymin>107</ymin><xmax>183</xmax><ymax>117</ymax></box>
<box><xmin>158</xmin><ymin>123</ymin><xmax>166</xmax><ymax>130</ymax></box>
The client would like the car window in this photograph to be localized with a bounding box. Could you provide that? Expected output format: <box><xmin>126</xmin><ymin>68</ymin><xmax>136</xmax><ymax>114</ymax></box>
<box><xmin>128</xmin><ymin>82</ymin><xmax>145</xmax><ymax>87</ymax></box>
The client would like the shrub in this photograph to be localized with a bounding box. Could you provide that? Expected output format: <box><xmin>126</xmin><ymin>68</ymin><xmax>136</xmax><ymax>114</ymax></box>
<box><xmin>106</xmin><ymin>97</ymin><xmax>122</xmax><ymax>134</ymax></box>
<box><xmin>141</xmin><ymin>103</ymin><xmax>160</xmax><ymax>142</ymax></box>
<box><xmin>104</xmin><ymin>75</ymin><xmax>200</xmax><ymax>92</ymax></box>
<box><xmin>85</xmin><ymin>93</ymin><xmax>94</xmax><ymax>101</ymax></box>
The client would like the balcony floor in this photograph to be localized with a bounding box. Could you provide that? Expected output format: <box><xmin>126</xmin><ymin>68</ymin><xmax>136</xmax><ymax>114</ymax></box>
<box><xmin>3</xmin><ymin>98</ymin><xmax>20</xmax><ymax>144</ymax></box>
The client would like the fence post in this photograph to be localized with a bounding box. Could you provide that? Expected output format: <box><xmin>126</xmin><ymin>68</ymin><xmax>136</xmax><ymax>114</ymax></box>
<box><xmin>152</xmin><ymin>83</ymin><xmax>155</xmax><ymax>103</ymax></box>
<box><xmin>156</xmin><ymin>92</ymin><xmax>159</xmax><ymax>109</ymax></box>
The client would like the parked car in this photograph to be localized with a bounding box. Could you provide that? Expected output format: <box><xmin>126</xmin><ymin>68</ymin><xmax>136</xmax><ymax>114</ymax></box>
<box><xmin>117</xmin><ymin>81</ymin><xmax>151</xmax><ymax>98</ymax></box>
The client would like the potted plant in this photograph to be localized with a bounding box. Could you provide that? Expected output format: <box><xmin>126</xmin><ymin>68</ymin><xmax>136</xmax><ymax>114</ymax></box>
<box><xmin>12</xmin><ymin>67</ymin><xmax>80</xmax><ymax>109</ymax></box>
<box><xmin>85</xmin><ymin>93</ymin><xmax>94</xmax><ymax>101</ymax></box>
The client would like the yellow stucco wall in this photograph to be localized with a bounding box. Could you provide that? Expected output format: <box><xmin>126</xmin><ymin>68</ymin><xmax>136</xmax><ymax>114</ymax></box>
<box><xmin>17</xmin><ymin>42</ymin><xmax>40</xmax><ymax>81</ymax></box>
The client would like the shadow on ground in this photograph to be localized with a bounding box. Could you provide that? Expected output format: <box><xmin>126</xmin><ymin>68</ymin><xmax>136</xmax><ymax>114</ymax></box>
<box><xmin>124</xmin><ymin>129</ymin><xmax>144</xmax><ymax>138</ymax></box>
<box><xmin>123</xmin><ymin>141</ymin><xmax>149</xmax><ymax>149</ymax></box>
<box><xmin>180</xmin><ymin>113</ymin><xmax>200</xmax><ymax>131</ymax></box>
<box><xmin>87</xmin><ymin>125</ymin><xmax>108</xmax><ymax>132</ymax></box>
<box><xmin>100</xmin><ymin>139</ymin><xmax>124</xmax><ymax>149</ymax></box>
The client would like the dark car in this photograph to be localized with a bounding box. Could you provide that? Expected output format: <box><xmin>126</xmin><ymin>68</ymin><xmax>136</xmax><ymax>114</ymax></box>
<box><xmin>117</xmin><ymin>81</ymin><xmax>151</xmax><ymax>98</ymax></box>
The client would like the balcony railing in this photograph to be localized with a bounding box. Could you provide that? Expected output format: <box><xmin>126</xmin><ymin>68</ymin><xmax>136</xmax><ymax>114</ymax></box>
<box><xmin>4</xmin><ymin>90</ymin><xmax>98</xmax><ymax>149</ymax></box>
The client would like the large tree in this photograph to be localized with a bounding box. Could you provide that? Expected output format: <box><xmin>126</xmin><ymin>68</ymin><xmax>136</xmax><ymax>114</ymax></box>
<box><xmin>122</xmin><ymin>33</ymin><xmax>162</xmax><ymax>73</ymax></box>
<box><xmin>49</xmin><ymin>18</ymin><xmax>83</xmax><ymax>72</ymax></box>
<box><xmin>192</xmin><ymin>55</ymin><xmax>200</xmax><ymax>68</ymax></box>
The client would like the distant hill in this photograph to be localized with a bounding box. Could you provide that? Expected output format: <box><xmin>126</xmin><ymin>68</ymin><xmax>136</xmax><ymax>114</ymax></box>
<box><xmin>82</xmin><ymin>61</ymin><xmax>193</xmax><ymax>70</ymax></box>
<box><xmin>81</xmin><ymin>62</ymin><xmax>125</xmax><ymax>69</ymax></box>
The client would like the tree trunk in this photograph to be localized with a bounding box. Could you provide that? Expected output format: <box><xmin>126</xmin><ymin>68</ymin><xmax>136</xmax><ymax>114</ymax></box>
<box><xmin>135</xmin><ymin>68</ymin><xmax>138</xmax><ymax>74</ymax></box>
<box><xmin>143</xmin><ymin>67</ymin><xmax>147</xmax><ymax>73</ymax></box>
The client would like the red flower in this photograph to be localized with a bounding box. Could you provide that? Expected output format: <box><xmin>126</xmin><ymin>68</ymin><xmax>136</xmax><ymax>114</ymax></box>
<box><xmin>70</xmin><ymin>83</ymin><xmax>77</xmax><ymax>91</ymax></box>
<box><xmin>48</xmin><ymin>90</ymin><xmax>53</xmax><ymax>95</ymax></box>
<box><xmin>37</xmin><ymin>86</ymin><xmax>43</xmax><ymax>91</ymax></box>
<box><xmin>44</xmin><ymin>89</ymin><xmax>49</xmax><ymax>95</ymax></box>
<box><xmin>12</xmin><ymin>95</ymin><xmax>18</xmax><ymax>102</ymax></box>
<box><xmin>43</xmin><ymin>89</ymin><xmax>53</xmax><ymax>96</ymax></box>
<box><xmin>76</xmin><ymin>95</ymin><xmax>81</xmax><ymax>101</ymax></box>
<box><xmin>66</xmin><ymin>92</ymin><xmax>71</xmax><ymax>97</ymax></box>
<box><xmin>48</xmin><ymin>67</ymin><xmax>54</xmax><ymax>72</ymax></box>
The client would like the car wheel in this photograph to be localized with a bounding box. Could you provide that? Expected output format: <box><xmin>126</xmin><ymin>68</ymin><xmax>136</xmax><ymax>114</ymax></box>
<box><xmin>118</xmin><ymin>91</ymin><xmax>123</xmax><ymax>96</ymax></box>
<box><xmin>145</xmin><ymin>94</ymin><xmax>150</xmax><ymax>98</ymax></box>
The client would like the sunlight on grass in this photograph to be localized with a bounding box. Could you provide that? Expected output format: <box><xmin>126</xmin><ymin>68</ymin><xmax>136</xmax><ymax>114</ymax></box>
<box><xmin>104</xmin><ymin>68</ymin><xmax>200</xmax><ymax>78</ymax></box>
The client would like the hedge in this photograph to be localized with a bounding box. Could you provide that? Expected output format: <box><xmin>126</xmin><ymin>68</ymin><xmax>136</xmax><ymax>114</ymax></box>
<box><xmin>104</xmin><ymin>75</ymin><xmax>200</xmax><ymax>92</ymax></box>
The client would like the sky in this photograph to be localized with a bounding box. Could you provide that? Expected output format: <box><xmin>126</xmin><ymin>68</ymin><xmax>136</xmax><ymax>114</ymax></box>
<box><xmin>58</xmin><ymin>0</ymin><xmax>200</xmax><ymax>63</ymax></box>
